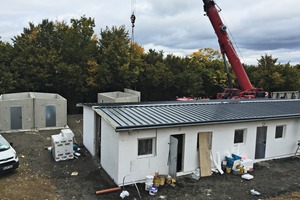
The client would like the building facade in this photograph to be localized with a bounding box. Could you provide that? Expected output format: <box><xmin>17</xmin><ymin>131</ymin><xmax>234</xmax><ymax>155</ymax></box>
<box><xmin>81</xmin><ymin>99</ymin><xmax>300</xmax><ymax>186</ymax></box>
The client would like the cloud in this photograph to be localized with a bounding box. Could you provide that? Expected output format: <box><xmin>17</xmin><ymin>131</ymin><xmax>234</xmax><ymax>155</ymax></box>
<box><xmin>0</xmin><ymin>0</ymin><xmax>299</xmax><ymax>65</ymax></box>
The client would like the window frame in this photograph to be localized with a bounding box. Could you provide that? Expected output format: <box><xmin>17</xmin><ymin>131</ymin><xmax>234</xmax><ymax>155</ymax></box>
<box><xmin>275</xmin><ymin>125</ymin><xmax>285</xmax><ymax>139</ymax></box>
<box><xmin>234</xmin><ymin>129</ymin><xmax>246</xmax><ymax>144</ymax></box>
<box><xmin>137</xmin><ymin>137</ymin><xmax>156</xmax><ymax>158</ymax></box>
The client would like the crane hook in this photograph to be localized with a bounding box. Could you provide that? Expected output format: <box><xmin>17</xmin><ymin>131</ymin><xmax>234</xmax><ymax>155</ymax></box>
<box><xmin>131</xmin><ymin>13</ymin><xmax>136</xmax><ymax>27</ymax></box>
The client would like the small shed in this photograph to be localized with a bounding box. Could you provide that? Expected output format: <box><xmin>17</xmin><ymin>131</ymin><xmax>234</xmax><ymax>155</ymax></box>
<box><xmin>78</xmin><ymin>89</ymin><xmax>141</xmax><ymax>156</ymax></box>
<box><xmin>98</xmin><ymin>88</ymin><xmax>141</xmax><ymax>103</ymax></box>
<box><xmin>0</xmin><ymin>92</ymin><xmax>67</xmax><ymax>132</ymax></box>
<box><xmin>81</xmin><ymin>99</ymin><xmax>300</xmax><ymax>186</ymax></box>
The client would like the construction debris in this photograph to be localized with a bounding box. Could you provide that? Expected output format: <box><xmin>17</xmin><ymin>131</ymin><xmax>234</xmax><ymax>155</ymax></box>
<box><xmin>241</xmin><ymin>174</ymin><xmax>253</xmax><ymax>180</ymax></box>
<box><xmin>95</xmin><ymin>187</ymin><xmax>122</xmax><ymax>195</ymax></box>
<box><xmin>71</xmin><ymin>171</ymin><xmax>78</xmax><ymax>176</ymax></box>
<box><xmin>191</xmin><ymin>168</ymin><xmax>200</xmax><ymax>180</ymax></box>
<box><xmin>250</xmin><ymin>189</ymin><xmax>261</xmax><ymax>196</ymax></box>
<box><xmin>120</xmin><ymin>190</ymin><xmax>130</xmax><ymax>199</ymax></box>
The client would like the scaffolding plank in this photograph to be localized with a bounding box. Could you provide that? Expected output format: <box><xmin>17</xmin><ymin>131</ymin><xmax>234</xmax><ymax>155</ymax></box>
<box><xmin>199</xmin><ymin>132</ymin><xmax>211</xmax><ymax>177</ymax></box>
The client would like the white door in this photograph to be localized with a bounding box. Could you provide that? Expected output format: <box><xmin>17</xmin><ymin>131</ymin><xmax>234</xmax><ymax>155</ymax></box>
<box><xmin>169</xmin><ymin>136</ymin><xmax>178</xmax><ymax>179</ymax></box>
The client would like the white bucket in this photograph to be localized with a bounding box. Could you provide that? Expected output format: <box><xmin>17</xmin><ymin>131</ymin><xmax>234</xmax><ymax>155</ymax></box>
<box><xmin>145</xmin><ymin>175</ymin><xmax>154</xmax><ymax>184</ymax></box>
<box><xmin>145</xmin><ymin>183</ymin><xmax>152</xmax><ymax>191</ymax></box>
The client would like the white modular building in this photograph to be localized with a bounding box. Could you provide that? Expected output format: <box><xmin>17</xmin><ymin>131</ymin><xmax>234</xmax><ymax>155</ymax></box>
<box><xmin>81</xmin><ymin>99</ymin><xmax>300</xmax><ymax>186</ymax></box>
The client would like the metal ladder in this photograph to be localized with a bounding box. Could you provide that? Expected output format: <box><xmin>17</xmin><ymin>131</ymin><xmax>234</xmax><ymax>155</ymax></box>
<box><xmin>293</xmin><ymin>140</ymin><xmax>300</xmax><ymax>159</ymax></box>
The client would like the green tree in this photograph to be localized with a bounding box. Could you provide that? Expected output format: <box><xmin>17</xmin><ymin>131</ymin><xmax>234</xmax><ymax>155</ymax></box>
<box><xmin>164</xmin><ymin>54</ymin><xmax>205</xmax><ymax>99</ymax></box>
<box><xmin>57</xmin><ymin>16</ymin><xmax>98</xmax><ymax>106</ymax></box>
<box><xmin>95</xmin><ymin>26</ymin><xmax>131</xmax><ymax>91</ymax></box>
<box><xmin>276</xmin><ymin>63</ymin><xmax>300</xmax><ymax>91</ymax></box>
<box><xmin>189</xmin><ymin>48</ymin><xmax>221</xmax><ymax>62</ymax></box>
<box><xmin>189</xmin><ymin>48</ymin><xmax>226</xmax><ymax>98</ymax></box>
<box><xmin>0</xmin><ymin>40</ymin><xmax>15</xmax><ymax>93</ymax></box>
<box><xmin>138</xmin><ymin>49</ymin><xmax>174</xmax><ymax>100</ymax></box>
<box><xmin>11</xmin><ymin>16</ymin><xmax>98</xmax><ymax>112</ymax></box>
<box><xmin>4</xmin><ymin>15</ymin><xmax>300</xmax><ymax>109</ymax></box>
<box><xmin>255</xmin><ymin>54</ymin><xmax>279</xmax><ymax>92</ymax></box>
<box><xmin>128</xmin><ymin>42</ymin><xmax>145</xmax><ymax>90</ymax></box>
<box><xmin>246</xmin><ymin>54</ymin><xmax>300</xmax><ymax>93</ymax></box>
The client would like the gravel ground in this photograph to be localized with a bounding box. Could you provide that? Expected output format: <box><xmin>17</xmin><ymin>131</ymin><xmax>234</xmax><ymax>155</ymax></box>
<box><xmin>0</xmin><ymin>114</ymin><xmax>300</xmax><ymax>200</ymax></box>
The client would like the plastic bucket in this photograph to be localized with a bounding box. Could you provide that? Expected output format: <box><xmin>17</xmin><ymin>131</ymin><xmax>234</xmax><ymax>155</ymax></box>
<box><xmin>153</xmin><ymin>178</ymin><xmax>160</xmax><ymax>187</ymax></box>
<box><xmin>145</xmin><ymin>175</ymin><xmax>154</xmax><ymax>184</ymax></box>
<box><xmin>145</xmin><ymin>183</ymin><xmax>152</xmax><ymax>191</ymax></box>
<box><xmin>159</xmin><ymin>175</ymin><xmax>165</xmax><ymax>186</ymax></box>
<box><xmin>226</xmin><ymin>167</ymin><xmax>231</xmax><ymax>174</ymax></box>
<box><xmin>149</xmin><ymin>186</ymin><xmax>158</xmax><ymax>195</ymax></box>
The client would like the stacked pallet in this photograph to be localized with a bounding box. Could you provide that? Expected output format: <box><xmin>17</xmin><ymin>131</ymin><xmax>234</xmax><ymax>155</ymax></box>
<box><xmin>51</xmin><ymin>129</ymin><xmax>74</xmax><ymax>161</ymax></box>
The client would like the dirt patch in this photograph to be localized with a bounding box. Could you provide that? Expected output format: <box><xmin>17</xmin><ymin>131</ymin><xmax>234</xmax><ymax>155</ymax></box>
<box><xmin>1</xmin><ymin>115</ymin><xmax>300</xmax><ymax>200</ymax></box>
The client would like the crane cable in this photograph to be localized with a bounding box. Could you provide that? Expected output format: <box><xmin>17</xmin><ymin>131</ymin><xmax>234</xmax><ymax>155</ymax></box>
<box><xmin>130</xmin><ymin>0</ymin><xmax>136</xmax><ymax>66</ymax></box>
<box><xmin>130</xmin><ymin>0</ymin><xmax>136</xmax><ymax>89</ymax></box>
<box><xmin>130</xmin><ymin>0</ymin><xmax>136</xmax><ymax>44</ymax></box>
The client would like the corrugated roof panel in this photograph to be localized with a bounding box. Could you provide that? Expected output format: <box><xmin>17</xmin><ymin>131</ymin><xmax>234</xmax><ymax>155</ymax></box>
<box><xmin>108</xmin><ymin>108</ymin><xmax>137</xmax><ymax>126</ymax></box>
<box><xmin>92</xmin><ymin>99</ymin><xmax>300</xmax><ymax>131</ymax></box>
<box><xmin>140</xmin><ymin>106</ymin><xmax>172</xmax><ymax>124</ymax></box>
<box><xmin>148</xmin><ymin>106</ymin><xmax>180</xmax><ymax>123</ymax></box>
<box><xmin>121</xmin><ymin>107</ymin><xmax>153</xmax><ymax>125</ymax></box>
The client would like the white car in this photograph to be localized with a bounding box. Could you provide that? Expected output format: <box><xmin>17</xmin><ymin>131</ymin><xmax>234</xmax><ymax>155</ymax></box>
<box><xmin>0</xmin><ymin>134</ymin><xmax>19</xmax><ymax>173</ymax></box>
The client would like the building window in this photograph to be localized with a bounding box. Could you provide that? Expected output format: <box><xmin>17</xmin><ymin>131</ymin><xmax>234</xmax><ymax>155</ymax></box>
<box><xmin>275</xmin><ymin>125</ymin><xmax>285</xmax><ymax>139</ymax></box>
<box><xmin>234</xmin><ymin>129</ymin><xmax>245</xmax><ymax>144</ymax></box>
<box><xmin>138</xmin><ymin>138</ymin><xmax>155</xmax><ymax>156</ymax></box>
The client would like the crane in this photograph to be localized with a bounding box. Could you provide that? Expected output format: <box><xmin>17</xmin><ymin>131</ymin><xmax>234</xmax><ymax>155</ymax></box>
<box><xmin>202</xmin><ymin>0</ymin><xmax>267</xmax><ymax>99</ymax></box>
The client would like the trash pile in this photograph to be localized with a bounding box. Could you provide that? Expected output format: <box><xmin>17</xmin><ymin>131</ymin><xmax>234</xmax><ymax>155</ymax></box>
<box><xmin>145</xmin><ymin>172</ymin><xmax>176</xmax><ymax>196</ymax></box>
<box><xmin>224</xmin><ymin>154</ymin><xmax>254</xmax><ymax>175</ymax></box>
<box><xmin>95</xmin><ymin>172</ymin><xmax>175</xmax><ymax>199</ymax></box>
<box><xmin>223</xmin><ymin>154</ymin><xmax>260</xmax><ymax>196</ymax></box>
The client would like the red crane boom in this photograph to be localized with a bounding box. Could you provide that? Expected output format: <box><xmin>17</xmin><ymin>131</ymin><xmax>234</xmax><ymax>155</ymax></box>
<box><xmin>202</xmin><ymin>0</ymin><xmax>266</xmax><ymax>99</ymax></box>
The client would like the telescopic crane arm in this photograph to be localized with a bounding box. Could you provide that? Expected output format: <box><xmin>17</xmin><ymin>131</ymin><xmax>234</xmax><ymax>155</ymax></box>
<box><xmin>202</xmin><ymin>0</ymin><xmax>253</xmax><ymax>91</ymax></box>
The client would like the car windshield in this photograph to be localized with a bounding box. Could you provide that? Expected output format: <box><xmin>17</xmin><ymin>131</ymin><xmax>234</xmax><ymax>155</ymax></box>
<box><xmin>0</xmin><ymin>135</ymin><xmax>10</xmax><ymax>151</ymax></box>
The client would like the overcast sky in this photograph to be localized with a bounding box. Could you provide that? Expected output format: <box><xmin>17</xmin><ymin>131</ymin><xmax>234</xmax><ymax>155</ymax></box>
<box><xmin>1</xmin><ymin>0</ymin><xmax>300</xmax><ymax>65</ymax></box>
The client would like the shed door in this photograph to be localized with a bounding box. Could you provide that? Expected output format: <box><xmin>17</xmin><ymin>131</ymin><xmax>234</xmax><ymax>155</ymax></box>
<box><xmin>10</xmin><ymin>106</ymin><xmax>22</xmax><ymax>129</ymax></box>
<box><xmin>169</xmin><ymin>136</ymin><xmax>178</xmax><ymax>180</ymax></box>
<box><xmin>255</xmin><ymin>126</ymin><xmax>267</xmax><ymax>159</ymax></box>
<box><xmin>46</xmin><ymin>105</ymin><xmax>56</xmax><ymax>127</ymax></box>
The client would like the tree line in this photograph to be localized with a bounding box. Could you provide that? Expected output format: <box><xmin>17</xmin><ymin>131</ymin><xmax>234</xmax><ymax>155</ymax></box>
<box><xmin>0</xmin><ymin>16</ymin><xmax>299</xmax><ymax>113</ymax></box>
